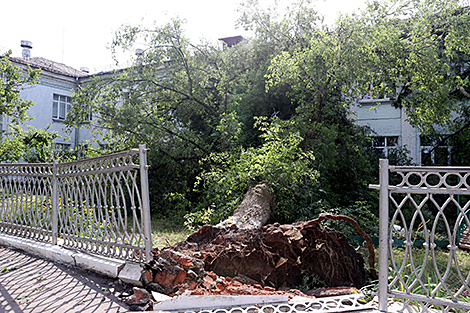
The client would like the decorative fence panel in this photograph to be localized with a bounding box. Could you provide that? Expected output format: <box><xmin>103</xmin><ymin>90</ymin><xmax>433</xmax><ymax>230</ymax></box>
<box><xmin>374</xmin><ymin>159</ymin><xmax>470</xmax><ymax>313</ymax></box>
<box><xmin>0</xmin><ymin>163</ymin><xmax>54</xmax><ymax>243</ymax></box>
<box><xmin>0</xmin><ymin>145</ymin><xmax>152</xmax><ymax>263</ymax></box>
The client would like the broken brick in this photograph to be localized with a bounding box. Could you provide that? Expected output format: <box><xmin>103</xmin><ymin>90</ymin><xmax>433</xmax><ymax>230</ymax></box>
<box><xmin>173</xmin><ymin>270</ymin><xmax>187</xmax><ymax>286</ymax></box>
<box><xmin>180</xmin><ymin>257</ymin><xmax>195</xmax><ymax>269</ymax></box>
<box><xmin>126</xmin><ymin>287</ymin><xmax>152</xmax><ymax>305</ymax></box>
<box><xmin>206</xmin><ymin>271</ymin><xmax>217</xmax><ymax>280</ymax></box>
<box><xmin>142</xmin><ymin>270</ymin><xmax>153</xmax><ymax>285</ymax></box>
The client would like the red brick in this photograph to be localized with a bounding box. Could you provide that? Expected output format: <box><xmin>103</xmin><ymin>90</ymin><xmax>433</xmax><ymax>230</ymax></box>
<box><xmin>187</xmin><ymin>281</ymin><xmax>198</xmax><ymax>290</ymax></box>
<box><xmin>204</xmin><ymin>275</ymin><xmax>215</xmax><ymax>284</ymax></box>
<box><xmin>202</xmin><ymin>280</ymin><xmax>213</xmax><ymax>289</ymax></box>
<box><xmin>180</xmin><ymin>257</ymin><xmax>195</xmax><ymax>269</ymax></box>
<box><xmin>206</xmin><ymin>271</ymin><xmax>217</xmax><ymax>280</ymax></box>
<box><xmin>127</xmin><ymin>287</ymin><xmax>151</xmax><ymax>305</ymax></box>
<box><xmin>165</xmin><ymin>273</ymin><xmax>177</xmax><ymax>286</ymax></box>
<box><xmin>154</xmin><ymin>272</ymin><xmax>166</xmax><ymax>284</ymax></box>
<box><xmin>142</xmin><ymin>270</ymin><xmax>153</xmax><ymax>285</ymax></box>
<box><xmin>173</xmin><ymin>270</ymin><xmax>188</xmax><ymax>285</ymax></box>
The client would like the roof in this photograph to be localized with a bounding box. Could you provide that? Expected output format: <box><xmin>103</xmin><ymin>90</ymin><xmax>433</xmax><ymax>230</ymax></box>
<box><xmin>9</xmin><ymin>57</ymin><xmax>89</xmax><ymax>78</ymax></box>
<box><xmin>219</xmin><ymin>36</ymin><xmax>244</xmax><ymax>47</ymax></box>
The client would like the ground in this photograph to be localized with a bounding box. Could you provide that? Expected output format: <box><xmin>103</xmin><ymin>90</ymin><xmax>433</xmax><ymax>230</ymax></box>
<box><xmin>0</xmin><ymin>246</ymin><xmax>130</xmax><ymax>313</ymax></box>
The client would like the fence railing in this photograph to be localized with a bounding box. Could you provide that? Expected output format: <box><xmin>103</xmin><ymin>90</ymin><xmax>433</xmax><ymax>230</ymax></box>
<box><xmin>373</xmin><ymin>159</ymin><xmax>470</xmax><ymax>312</ymax></box>
<box><xmin>0</xmin><ymin>144</ymin><xmax>152</xmax><ymax>263</ymax></box>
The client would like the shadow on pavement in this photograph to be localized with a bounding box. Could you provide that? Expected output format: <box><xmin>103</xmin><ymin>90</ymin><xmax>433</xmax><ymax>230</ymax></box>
<box><xmin>0</xmin><ymin>246</ymin><xmax>129</xmax><ymax>313</ymax></box>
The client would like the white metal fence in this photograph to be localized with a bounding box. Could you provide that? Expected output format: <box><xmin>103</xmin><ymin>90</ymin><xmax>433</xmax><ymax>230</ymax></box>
<box><xmin>374</xmin><ymin>159</ymin><xmax>470</xmax><ymax>313</ymax></box>
<box><xmin>0</xmin><ymin>144</ymin><xmax>152</xmax><ymax>262</ymax></box>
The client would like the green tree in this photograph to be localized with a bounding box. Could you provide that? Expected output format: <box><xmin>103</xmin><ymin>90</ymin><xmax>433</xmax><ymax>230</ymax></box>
<box><xmin>0</xmin><ymin>52</ymin><xmax>58</xmax><ymax>162</ymax></box>
<box><xmin>70</xmin><ymin>2</ymin><xmax>383</xmax><ymax>224</ymax></box>
<box><xmin>70</xmin><ymin>19</ymin><xmax>254</xmax><ymax>216</ymax></box>
<box><xmin>188</xmin><ymin>117</ymin><xmax>317</xmax><ymax>226</ymax></box>
<box><xmin>0</xmin><ymin>52</ymin><xmax>39</xmax><ymax>123</ymax></box>
<box><xmin>246</xmin><ymin>0</ymin><xmax>379</xmax><ymax>208</ymax></box>
<box><xmin>343</xmin><ymin>0</ymin><xmax>470</xmax><ymax>132</ymax></box>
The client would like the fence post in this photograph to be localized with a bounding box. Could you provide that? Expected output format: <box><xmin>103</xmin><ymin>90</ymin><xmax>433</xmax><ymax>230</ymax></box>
<box><xmin>51</xmin><ymin>160</ymin><xmax>58</xmax><ymax>245</ymax></box>
<box><xmin>378</xmin><ymin>159</ymin><xmax>390</xmax><ymax>312</ymax></box>
<box><xmin>139</xmin><ymin>144</ymin><xmax>152</xmax><ymax>262</ymax></box>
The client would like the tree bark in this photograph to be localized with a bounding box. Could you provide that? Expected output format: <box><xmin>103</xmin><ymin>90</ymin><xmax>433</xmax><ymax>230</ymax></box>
<box><xmin>216</xmin><ymin>183</ymin><xmax>273</xmax><ymax>229</ymax></box>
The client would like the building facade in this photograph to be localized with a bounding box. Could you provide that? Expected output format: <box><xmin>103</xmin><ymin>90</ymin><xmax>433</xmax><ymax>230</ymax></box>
<box><xmin>353</xmin><ymin>99</ymin><xmax>421</xmax><ymax>164</ymax></box>
<box><xmin>6</xmin><ymin>43</ymin><xmax>96</xmax><ymax>152</ymax></box>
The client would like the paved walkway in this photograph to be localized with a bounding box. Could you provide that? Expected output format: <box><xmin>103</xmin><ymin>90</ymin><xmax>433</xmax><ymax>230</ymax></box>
<box><xmin>0</xmin><ymin>245</ymin><xmax>129</xmax><ymax>313</ymax></box>
<box><xmin>0</xmin><ymin>244</ymin><xmax>382</xmax><ymax>313</ymax></box>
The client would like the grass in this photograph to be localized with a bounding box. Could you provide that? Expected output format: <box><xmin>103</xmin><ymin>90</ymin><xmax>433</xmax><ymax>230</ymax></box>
<box><xmin>359</xmin><ymin>246</ymin><xmax>470</xmax><ymax>311</ymax></box>
<box><xmin>388</xmin><ymin>247</ymin><xmax>470</xmax><ymax>296</ymax></box>
<box><xmin>149</xmin><ymin>216</ymin><xmax>193</xmax><ymax>249</ymax></box>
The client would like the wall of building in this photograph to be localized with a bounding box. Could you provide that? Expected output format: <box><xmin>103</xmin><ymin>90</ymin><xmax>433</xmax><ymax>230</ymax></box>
<box><xmin>13</xmin><ymin>66</ymin><xmax>95</xmax><ymax>151</ymax></box>
<box><xmin>353</xmin><ymin>100</ymin><xmax>421</xmax><ymax>164</ymax></box>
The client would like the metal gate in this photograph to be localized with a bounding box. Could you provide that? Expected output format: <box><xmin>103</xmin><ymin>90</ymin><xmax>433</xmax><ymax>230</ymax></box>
<box><xmin>0</xmin><ymin>144</ymin><xmax>152</xmax><ymax>262</ymax></box>
<box><xmin>374</xmin><ymin>159</ymin><xmax>470</xmax><ymax>312</ymax></box>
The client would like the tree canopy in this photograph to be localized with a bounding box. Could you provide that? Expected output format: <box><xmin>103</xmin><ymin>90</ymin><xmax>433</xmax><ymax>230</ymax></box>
<box><xmin>69</xmin><ymin>0</ymin><xmax>470</xmax><ymax>227</ymax></box>
<box><xmin>0</xmin><ymin>52</ymin><xmax>38</xmax><ymax>124</ymax></box>
<box><xmin>0</xmin><ymin>53</ymin><xmax>59</xmax><ymax>162</ymax></box>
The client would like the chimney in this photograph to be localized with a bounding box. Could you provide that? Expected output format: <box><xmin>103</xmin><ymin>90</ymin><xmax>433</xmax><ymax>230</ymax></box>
<box><xmin>80</xmin><ymin>67</ymin><xmax>90</xmax><ymax>73</ymax></box>
<box><xmin>21</xmin><ymin>40</ymin><xmax>32</xmax><ymax>57</ymax></box>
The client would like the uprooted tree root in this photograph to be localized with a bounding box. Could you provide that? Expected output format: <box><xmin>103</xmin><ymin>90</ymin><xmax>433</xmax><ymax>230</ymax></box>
<box><xmin>142</xmin><ymin>214</ymin><xmax>376</xmax><ymax>297</ymax></box>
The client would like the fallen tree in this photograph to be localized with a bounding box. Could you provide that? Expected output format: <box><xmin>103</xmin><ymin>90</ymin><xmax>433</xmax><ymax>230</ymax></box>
<box><xmin>141</xmin><ymin>184</ymin><xmax>375</xmax><ymax>298</ymax></box>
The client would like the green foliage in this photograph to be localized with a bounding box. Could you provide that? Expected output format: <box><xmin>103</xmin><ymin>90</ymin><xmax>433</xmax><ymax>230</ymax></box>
<box><xmin>70</xmin><ymin>19</ymin><xmax>258</xmax><ymax>215</ymax></box>
<box><xmin>188</xmin><ymin>117</ymin><xmax>317</xmax><ymax>226</ymax></box>
<box><xmin>70</xmin><ymin>0</ymin><xmax>470</xmax><ymax>227</ymax></box>
<box><xmin>298</xmin><ymin>270</ymin><xmax>325</xmax><ymax>290</ymax></box>
<box><xmin>322</xmin><ymin>201</ymin><xmax>379</xmax><ymax>238</ymax></box>
<box><xmin>0</xmin><ymin>52</ymin><xmax>39</xmax><ymax>124</ymax></box>
<box><xmin>348</xmin><ymin>0</ymin><xmax>470</xmax><ymax>132</ymax></box>
<box><xmin>0</xmin><ymin>52</ymin><xmax>60</xmax><ymax>163</ymax></box>
<box><xmin>0</xmin><ymin>123</ymin><xmax>58</xmax><ymax>163</ymax></box>
<box><xmin>387</xmin><ymin>146</ymin><xmax>414</xmax><ymax>166</ymax></box>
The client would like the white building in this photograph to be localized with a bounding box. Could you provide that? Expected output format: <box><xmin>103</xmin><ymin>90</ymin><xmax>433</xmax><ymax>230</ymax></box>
<box><xmin>6</xmin><ymin>41</ymin><xmax>97</xmax><ymax>151</ymax></box>
<box><xmin>353</xmin><ymin>97</ymin><xmax>456</xmax><ymax>166</ymax></box>
<box><xmin>353</xmin><ymin>99</ymin><xmax>421</xmax><ymax>164</ymax></box>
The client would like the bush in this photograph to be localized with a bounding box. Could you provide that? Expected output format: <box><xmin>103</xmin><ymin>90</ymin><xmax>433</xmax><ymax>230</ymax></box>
<box><xmin>186</xmin><ymin>117</ymin><xmax>318</xmax><ymax>227</ymax></box>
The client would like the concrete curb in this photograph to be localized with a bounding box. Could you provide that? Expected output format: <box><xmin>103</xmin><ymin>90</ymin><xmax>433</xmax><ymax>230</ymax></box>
<box><xmin>153</xmin><ymin>295</ymin><xmax>289</xmax><ymax>311</ymax></box>
<box><xmin>0</xmin><ymin>233</ymin><xmax>139</xmax><ymax>281</ymax></box>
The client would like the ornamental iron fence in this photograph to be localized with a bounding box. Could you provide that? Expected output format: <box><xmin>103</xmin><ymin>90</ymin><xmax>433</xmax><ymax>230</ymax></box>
<box><xmin>373</xmin><ymin>159</ymin><xmax>470</xmax><ymax>313</ymax></box>
<box><xmin>0</xmin><ymin>144</ymin><xmax>152</xmax><ymax>262</ymax></box>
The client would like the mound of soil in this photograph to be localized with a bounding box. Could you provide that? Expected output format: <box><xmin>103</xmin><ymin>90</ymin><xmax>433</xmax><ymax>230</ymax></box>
<box><xmin>142</xmin><ymin>216</ymin><xmax>373</xmax><ymax>296</ymax></box>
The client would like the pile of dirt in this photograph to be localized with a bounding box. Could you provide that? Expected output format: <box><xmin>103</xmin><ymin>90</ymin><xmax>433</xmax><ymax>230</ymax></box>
<box><xmin>141</xmin><ymin>216</ymin><xmax>373</xmax><ymax>298</ymax></box>
<box><xmin>138</xmin><ymin>185</ymin><xmax>374</xmax><ymax>304</ymax></box>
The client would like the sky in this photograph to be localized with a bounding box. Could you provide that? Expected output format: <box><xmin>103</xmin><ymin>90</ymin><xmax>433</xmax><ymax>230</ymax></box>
<box><xmin>1</xmin><ymin>0</ymin><xmax>367</xmax><ymax>74</ymax></box>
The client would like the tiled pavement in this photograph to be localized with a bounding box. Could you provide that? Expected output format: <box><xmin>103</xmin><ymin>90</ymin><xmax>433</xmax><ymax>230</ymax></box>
<box><xmin>0</xmin><ymin>245</ymin><xmax>129</xmax><ymax>313</ymax></box>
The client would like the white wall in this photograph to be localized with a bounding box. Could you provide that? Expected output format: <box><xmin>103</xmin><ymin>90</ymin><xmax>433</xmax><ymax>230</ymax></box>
<box><xmin>15</xmin><ymin>68</ymin><xmax>95</xmax><ymax>151</ymax></box>
<box><xmin>352</xmin><ymin>100</ymin><xmax>420</xmax><ymax>164</ymax></box>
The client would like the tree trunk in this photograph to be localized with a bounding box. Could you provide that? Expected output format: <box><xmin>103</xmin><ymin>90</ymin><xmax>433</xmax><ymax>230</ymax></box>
<box><xmin>216</xmin><ymin>183</ymin><xmax>273</xmax><ymax>229</ymax></box>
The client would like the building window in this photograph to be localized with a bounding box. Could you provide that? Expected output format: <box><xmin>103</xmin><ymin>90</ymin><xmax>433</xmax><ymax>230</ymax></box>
<box><xmin>420</xmin><ymin>135</ymin><xmax>452</xmax><ymax>166</ymax></box>
<box><xmin>54</xmin><ymin>143</ymin><xmax>71</xmax><ymax>152</ymax></box>
<box><xmin>372</xmin><ymin>136</ymin><xmax>399</xmax><ymax>157</ymax></box>
<box><xmin>52</xmin><ymin>94</ymin><xmax>71</xmax><ymax>121</ymax></box>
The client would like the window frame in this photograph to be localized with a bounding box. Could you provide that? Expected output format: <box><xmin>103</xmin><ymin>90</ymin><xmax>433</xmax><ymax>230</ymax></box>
<box><xmin>52</xmin><ymin>94</ymin><xmax>71</xmax><ymax>121</ymax></box>
<box><xmin>371</xmin><ymin>136</ymin><xmax>399</xmax><ymax>157</ymax></box>
<box><xmin>420</xmin><ymin>135</ymin><xmax>452</xmax><ymax>166</ymax></box>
